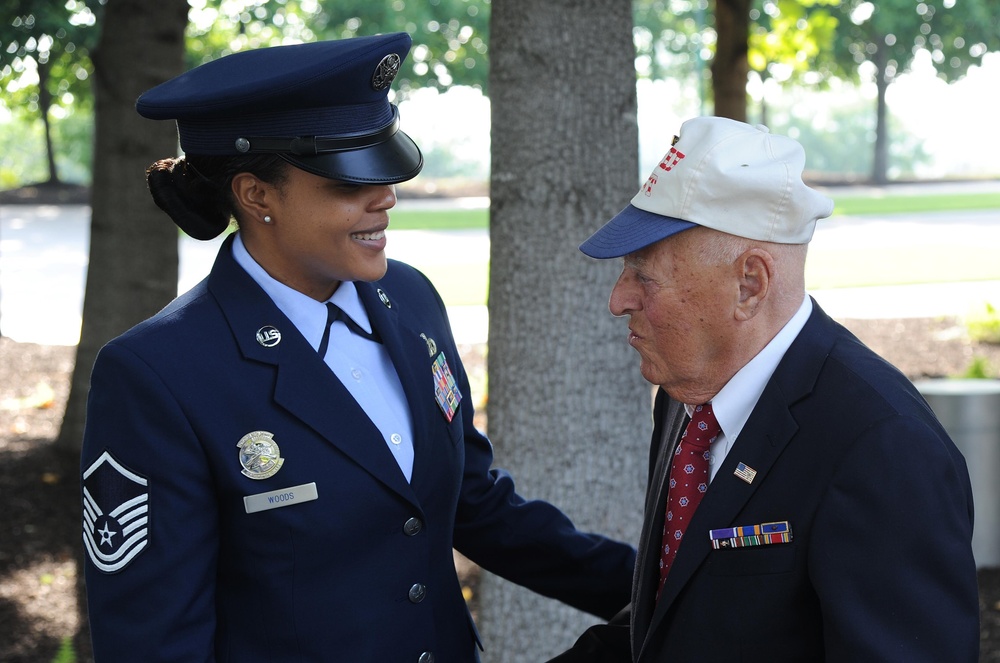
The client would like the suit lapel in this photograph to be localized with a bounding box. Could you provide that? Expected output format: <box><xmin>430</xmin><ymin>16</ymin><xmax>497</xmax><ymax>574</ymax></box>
<box><xmin>631</xmin><ymin>390</ymin><xmax>687</xmax><ymax>654</ymax></box>
<box><xmin>208</xmin><ymin>238</ymin><xmax>416</xmax><ymax>504</ymax></box>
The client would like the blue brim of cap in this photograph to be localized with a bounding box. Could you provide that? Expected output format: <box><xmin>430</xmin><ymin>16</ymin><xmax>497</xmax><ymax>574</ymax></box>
<box><xmin>579</xmin><ymin>203</ymin><xmax>698</xmax><ymax>258</ymax></box>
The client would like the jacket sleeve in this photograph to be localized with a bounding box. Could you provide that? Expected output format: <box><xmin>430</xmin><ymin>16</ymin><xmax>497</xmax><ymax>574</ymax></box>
<box><xmin>545</xmin><ymin>606</ymin><xmax>632</xmax><ymax>662</ymax></box>
<box><xmin>809</xmin><ymin>413</ymin><xmax>979</xmax><ymax>661</ymax></box>
<box><xmin>81</xmin><ymin>342</ymin><xmax>219</xmax><ymax>663</ymax></box>
<box><xmin>389</xmin><ymin>261</ymin><xmax>636</xmax><ymax>619</ymax></box>
<box><xmin>446</xmin><ymin>341</ymin><xmax>636</xmax><ymax>619</ymax></box>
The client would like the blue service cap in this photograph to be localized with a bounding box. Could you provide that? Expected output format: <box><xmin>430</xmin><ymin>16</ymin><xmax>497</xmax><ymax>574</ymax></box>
<box><xmin>136</xmin><ymin>32</ymin><xmax>423</xmax><ymax>185</ymax></box>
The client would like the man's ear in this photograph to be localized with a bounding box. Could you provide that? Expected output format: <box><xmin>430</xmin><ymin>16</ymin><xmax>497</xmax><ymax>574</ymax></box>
<box><xmin>735</xmin><ymin>248</ymin><xmax>774</xmax><ymax>321</ymax></box>
<box><xmin>231</xmin><ymin>172</ymin><xmax>273</xmax><ymax>222</ymax></box>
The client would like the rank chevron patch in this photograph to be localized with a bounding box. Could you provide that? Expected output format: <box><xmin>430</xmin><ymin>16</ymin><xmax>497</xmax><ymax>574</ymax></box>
<box><xmin>82</xmin><ymin>450</ymin><xmax>150</xmax><ymax>573</ymax></box>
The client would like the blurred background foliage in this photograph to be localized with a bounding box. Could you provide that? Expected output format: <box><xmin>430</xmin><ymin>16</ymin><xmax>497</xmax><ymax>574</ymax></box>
<box><xmin>1</xmin><ymin>0</ymin><xmax>998</xmax><ymax>191</ymax></box>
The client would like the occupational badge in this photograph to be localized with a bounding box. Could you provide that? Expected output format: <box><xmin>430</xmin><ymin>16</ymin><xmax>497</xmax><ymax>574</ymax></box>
<box><xmin>431</xmin><ymin>352</ymin><xmax>462</xmax><ymax>422</ymax></box>
<box><xmin>81</xmin><ymin>450</ymin><xmax>150</xmax><ymax>574</ymax></box>
<box><xmin>237</xmin><ymin>431</ymin><xmax>284</xmax><ymax>479</ymax></box>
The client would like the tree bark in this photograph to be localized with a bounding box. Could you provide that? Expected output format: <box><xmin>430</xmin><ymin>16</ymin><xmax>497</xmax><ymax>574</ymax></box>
<box><xmin>871</xmin><ymin>46</ymin><xmax>891</xmax><ymax>185</ymax></box>
<box><xmin>712</xmin><ymin>0</ymin><xmax>751</xmax><ymax>121</ymax></box>
<box><xmin>481</xmin><ymin>1</ymin><xmax>650</xmax><ymax>660</ymax></box>
<box><xmin>37</xmin><ymin>59</ymin><xmax>60</xmax><ymax>184</ymax></box>
<box><xmin>58</xmin><ymin>0</ymin><xmax>188</xmax><ymax>456</ymax></box>
<box><xmin>66</xmin><ymin>6</ymin><xmax>189</xmax><ymax>660</ymax></box>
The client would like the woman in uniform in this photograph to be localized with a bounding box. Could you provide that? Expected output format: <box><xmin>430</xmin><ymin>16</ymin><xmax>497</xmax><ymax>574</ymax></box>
<box><xmin>80</xmin><ymin>32</ymin><xmax>635</xmax><ymax>662</ymax></box>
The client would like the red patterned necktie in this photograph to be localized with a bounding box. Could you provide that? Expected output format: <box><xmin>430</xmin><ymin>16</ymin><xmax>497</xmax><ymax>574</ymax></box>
<box><xmin>657</xmin><ymin>403</ymin><xmax>722</xmax><ymax>598</ymax></box>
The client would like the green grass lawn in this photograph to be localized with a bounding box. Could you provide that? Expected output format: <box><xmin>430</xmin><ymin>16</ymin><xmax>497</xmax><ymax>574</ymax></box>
<box><xmin>392</xmin><ymin>188</ymin><xmax>1000</xmax><ymax>306</ymax></box>
<box><xmin>392</xmin><ymin>189</ymin><xmax>1000</xmax><ymax>231</ymax></box>
<box><xmin>829</xmin><ymin>191</ymin><xmax>1000</xmax><ymax>217</ymax></box>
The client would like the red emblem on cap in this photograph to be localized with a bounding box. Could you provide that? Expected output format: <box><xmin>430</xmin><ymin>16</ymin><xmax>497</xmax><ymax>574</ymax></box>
<box><xmin>642</xmin><ymin>146</ymin><xmax>685</xmax><ymax>196</ymax></box>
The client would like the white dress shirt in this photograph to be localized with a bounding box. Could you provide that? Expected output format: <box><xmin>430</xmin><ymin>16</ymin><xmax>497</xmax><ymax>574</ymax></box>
<box><xmin>694</xmin><ymin>295</ymin><xmax>813</xmax><ymax>482</ymax></box>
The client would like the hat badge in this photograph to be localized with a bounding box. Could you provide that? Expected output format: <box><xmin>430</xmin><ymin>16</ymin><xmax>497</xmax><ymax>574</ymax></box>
<box><xmin>372</xmin><ymin>53</ymin><xmax>401</xmax><ymax>91</ymax></box>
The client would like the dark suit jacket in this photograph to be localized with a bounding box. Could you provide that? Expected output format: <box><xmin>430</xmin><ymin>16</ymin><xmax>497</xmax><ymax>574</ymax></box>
<box><xmin>81</xmin><ymin>237</ymin><xmax>636</xmax><ymax>662</ymax></box>
<box><xmin>553</xmin><ymin>300</ymin><xmax>979</xmax><ymax>662</ymax></box>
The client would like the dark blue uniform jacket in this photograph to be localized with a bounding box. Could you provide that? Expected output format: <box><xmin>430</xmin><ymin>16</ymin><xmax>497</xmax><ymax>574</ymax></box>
<box><xmin>81</xmin><ymin>237</ymin><xmax>635</xmax><ymax>662</ymax></box>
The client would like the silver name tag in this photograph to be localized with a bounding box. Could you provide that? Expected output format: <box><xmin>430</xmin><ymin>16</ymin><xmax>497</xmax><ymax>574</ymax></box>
<box><xmin>244</xmin><ymin>482</ymin><xmax>318</xmax><ymax>514</ymax></box>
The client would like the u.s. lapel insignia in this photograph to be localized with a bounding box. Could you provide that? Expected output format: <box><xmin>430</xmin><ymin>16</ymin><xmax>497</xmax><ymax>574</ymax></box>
<box><xmin>733</xmin><ymin>462</ymin><xmax>757</xmax><ymax>484</ymax></box>
<box><xmin>256</xmin><ymin>326</ymin><xmax>281</xmax><ymax>348</ymax></box>
<box><xmin>82</xmin><ymin>450</ymin><xmax>149</xmax><ymax>573</ymax></box>
<box><xmin>420</xmin><ymin>333</ymin><xmax>438</xmax><ymax>357</ymax></box>
<box><xmin>431</xmin><ymin>352</ymin><xmax>462</xmax><ymax>422</ymax></box>
<box><xmin>377</xmin><ymin>288</ymin><xmax>392</xmax><ymax>308</ymax></box>
<box><xmin>237</xmin><ymin>431</ymin><xmax>284</xmax><ymax>479</ymax></box>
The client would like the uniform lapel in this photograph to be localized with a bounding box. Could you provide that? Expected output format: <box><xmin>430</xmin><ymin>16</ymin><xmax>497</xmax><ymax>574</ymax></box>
<box><xmin>208</xmin><ymin>238</ymin><xmax>416</xmax><ymax>504</ymax></box>
<box><xmin>356</xmin><ymin>280</ymin><xmax>450</xmax><ymax>496</ymax></box>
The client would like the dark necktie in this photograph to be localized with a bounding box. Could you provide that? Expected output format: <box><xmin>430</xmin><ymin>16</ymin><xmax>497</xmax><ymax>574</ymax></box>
<box><xmin>657</xmin><ymin>402</ymin><xmax>721</xmax><ymax>598</ymax></box>
<box><xmin>317</xmin><ymin>302</ymin><xmax>380</xmax><ymax>357</ymax></box>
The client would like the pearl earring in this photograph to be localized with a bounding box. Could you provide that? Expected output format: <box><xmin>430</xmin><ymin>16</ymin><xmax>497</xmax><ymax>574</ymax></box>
<box><xmin>263</xmin><ymin>215</ymin><xmax>272</xmax><ymax>224</ymax></box>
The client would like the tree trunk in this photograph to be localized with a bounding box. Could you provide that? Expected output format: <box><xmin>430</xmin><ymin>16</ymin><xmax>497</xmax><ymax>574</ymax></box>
<box><xmin>481</xmin><ymin>1</ymin><xmax>650</xmax><ymax>660</ymax></box>
<box><xmin>712</xmin><ymin>0</ymin><xmax>751</xmax><ymax>121</ymax></box>
<box><xmin>37</xmin><ymin>59</ymin><xmax>60</xmax><ymax>184</ymax></box>
<box><xmin>58</xmin><ymin>1</ymin><xmax>188</xmax><ymax>456</ymax></box>
<box><xmin>65</xmin><ymin>6</ymin><xmax>189</xmax><ymax>659</ymax></box>
<box><xmin>871</xmin><ymin>47</ymin><xmax>891</xmax><ymax>185</ymax></box>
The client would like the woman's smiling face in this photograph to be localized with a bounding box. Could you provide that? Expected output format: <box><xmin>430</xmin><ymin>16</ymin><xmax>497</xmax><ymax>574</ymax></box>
<box><xmin>240</xmin><ymin>165</ymin><xmax>397</xmax><ymax>301</ymax></box>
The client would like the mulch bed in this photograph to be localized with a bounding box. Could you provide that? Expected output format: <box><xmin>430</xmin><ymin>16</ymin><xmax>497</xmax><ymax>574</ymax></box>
<box><xmin>2</xmin><ymin>314</ymin><xmax>1000</xmax><ymax>662</ymax></box>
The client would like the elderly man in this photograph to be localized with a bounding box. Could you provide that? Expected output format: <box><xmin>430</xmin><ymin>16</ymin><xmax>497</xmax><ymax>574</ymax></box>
<box><xmin>554</xmin><ymin>117</ymin><xmax>979</xmax><ymax>662</ymax></box>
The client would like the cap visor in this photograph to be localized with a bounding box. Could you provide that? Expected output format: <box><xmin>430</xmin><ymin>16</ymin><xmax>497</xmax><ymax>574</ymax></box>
<box><xmin>283</xmin><ymin>130</ymin><xmax>423</xmax><ymax>185</ymax></box>
<box><xmin>579</xmin><ymin>203</ymin><xmax>698</xmax><ymax>258</ymax></box>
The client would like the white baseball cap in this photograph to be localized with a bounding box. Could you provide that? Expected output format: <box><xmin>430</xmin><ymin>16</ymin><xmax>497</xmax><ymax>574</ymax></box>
<box><xmin>580</xmin><ymin>116</ymin><xmax>834</xmax><ymax>258</ymax></box>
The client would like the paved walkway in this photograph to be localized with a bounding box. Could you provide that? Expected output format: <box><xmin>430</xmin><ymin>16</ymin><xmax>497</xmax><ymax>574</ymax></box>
<box><xmin>1</xmin><ymin>195</ymin><xmax>998</xmax><ymax>346</ymax></box>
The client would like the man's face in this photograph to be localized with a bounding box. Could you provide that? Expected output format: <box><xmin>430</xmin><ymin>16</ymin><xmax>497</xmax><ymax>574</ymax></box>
<box><xmin>608</xmin><ymin>228</ymin><xmax>736</xmax><ymax>403</ymax></box>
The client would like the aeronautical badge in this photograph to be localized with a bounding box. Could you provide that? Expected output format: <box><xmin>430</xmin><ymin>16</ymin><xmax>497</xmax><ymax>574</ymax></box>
<box><xmin>81</xmin><ymin>450</ymin><xmax>149</xmax><ymax>574</ymax></box>
<box><xmin>371</xmin><ymin>53</ymin><xmax>401</xmax><ymax>91</ymax></box>
<box><xmin>237</xmin><ymin>431</ymin><xmax>284</xmax><ymax>480</ymax></box>
<box><xmin>431</xmin><ymin>352</ymin><xmax>462</xmax><ymax>422</ymax></box>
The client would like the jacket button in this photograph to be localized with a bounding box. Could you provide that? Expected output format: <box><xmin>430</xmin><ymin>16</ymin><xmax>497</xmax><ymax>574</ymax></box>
<box><xmin>403</xmin><ymin>517</ymin><xmax>423</xmax><ymax>536</ymax></box>
<box><xmin>408</xmin><ymin>583</ymin><xmax>427</xmax><ymax>603</ymax></box>
<box><xmin>418</xmin><ymin>653</ymin><xmax>434</xmax><ymax>663</ymax></box>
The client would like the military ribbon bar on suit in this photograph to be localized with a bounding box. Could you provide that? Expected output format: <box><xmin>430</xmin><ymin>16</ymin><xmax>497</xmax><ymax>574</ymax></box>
<box><xmin>709</xmin><ymin>521</ymin><xmax>793</xmax><ymax>550</ymax></box>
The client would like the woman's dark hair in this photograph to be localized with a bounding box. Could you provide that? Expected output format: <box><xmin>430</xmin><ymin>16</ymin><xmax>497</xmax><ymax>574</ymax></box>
<box><xmin>145</xmin><ymin>153</ymin><xmax>289</xmax><ymax>240</ymax></box>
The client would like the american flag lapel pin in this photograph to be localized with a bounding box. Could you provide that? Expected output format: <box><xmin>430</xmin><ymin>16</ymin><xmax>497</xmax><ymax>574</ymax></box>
<box><xmin>733</xmin><ymin>462</ymin><xmax>757</xmax><ymax>484</ymax></box>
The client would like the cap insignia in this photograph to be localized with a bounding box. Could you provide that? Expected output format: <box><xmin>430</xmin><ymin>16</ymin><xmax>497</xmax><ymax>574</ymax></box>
<box><xmin>372</xmin><ymin>53</ymin><xmax>401</xmax><ymax>91</ymax></box>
